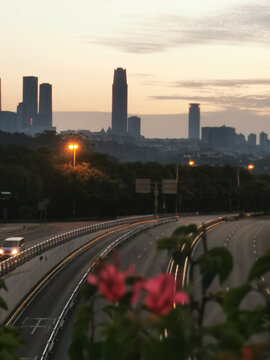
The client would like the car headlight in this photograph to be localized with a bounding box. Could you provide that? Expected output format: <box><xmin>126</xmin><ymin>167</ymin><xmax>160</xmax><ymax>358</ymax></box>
<box><xmin>11</xmin><ymin>249</ymin><xmax>18</xmax><ymax>255</ymax></box>
<box><xmin>0</xmin><ymin>249</ymin><xmax>4</xmax><ymax>255</ymax></box>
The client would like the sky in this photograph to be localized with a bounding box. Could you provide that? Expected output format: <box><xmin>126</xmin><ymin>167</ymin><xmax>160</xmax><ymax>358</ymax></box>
<box><xmin>1</xmin><ymin>0</ymin><xmax>270</xmax><ymax>138</ymax></box>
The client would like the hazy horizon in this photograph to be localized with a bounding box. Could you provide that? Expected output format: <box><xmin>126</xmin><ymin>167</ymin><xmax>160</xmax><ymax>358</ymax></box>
<box><xmin>1</xmin><ymin>0</ymin><xmax>270</xmax><ymax>135</ymax></box>
<box><xmin>53</xmin><ymin>108</ymin><xmax>270</xmax><ymax>140</ymax></box>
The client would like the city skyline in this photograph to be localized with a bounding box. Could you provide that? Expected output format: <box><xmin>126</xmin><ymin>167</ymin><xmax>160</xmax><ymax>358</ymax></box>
<box><xmin>1</xmin><ymin>0</ymin><xmax>270</xmax><ymax>138</ymax></box>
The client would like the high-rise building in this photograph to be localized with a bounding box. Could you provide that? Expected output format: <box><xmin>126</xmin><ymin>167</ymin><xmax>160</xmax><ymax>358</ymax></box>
<box><xmin>201</xmin><ymin>125</ymin><xmax>236</xmax><ymax>148</ymax></box>
<box><xmin>188</xmin><ymin>103</ymin><xmax>200</xmax><ymax>139</ymax></box>
<box><xmin>248</xmin><ymin>133</ymin><xmax>256</xmax><ymax>146</ymax></box>
<box><xmin>39</xmin><ymin>83</ymin><xmax>52</xmax><ymax>128</ymax></box>
<box><xmin>0</xmin><ymin>78</ymin><xmax>2</xmax><ymax>111</ymax></box>
<box><xmin>112</xmin><ymin>68</ymin><xmax>128</xmax><ymax>136</ymax></box>
<box><xmin>128</xmin><ymin>116</ymin><xmax>141</xmax><ymax>138</ymax></box>
<box><xmin>22</xmin><ymin>76</ymin><xmax>38</xmax><ymax>129</ymax></box>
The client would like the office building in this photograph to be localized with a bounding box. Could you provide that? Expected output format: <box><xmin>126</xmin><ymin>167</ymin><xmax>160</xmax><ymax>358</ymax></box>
<box><xmin>128</xmin><ymin>116</ymin><xmax>141</xmax><ymax>138</ymax></box>
<box><xmin>202</xmin><ymin>125</ymin><xmax>236</xmax><ymax>148</ymax></box>
<box><xmin>39</xmin><ymin>83</ymin><xmax>52</xmax><ymax>128</ymax></box>
<box><xmin>0</xmin><ymin>111</ymin><xmax>17</xmax><ymax>133</ymax></box>
<box><xmin>188</xmin><ymin>103</ymin><xmax>200</xmax><ymax>139</ymax></box>
<box><xmin>22</xmin><ymin>76</ymin><xmax>38</xmax><ymax>129</ymax></box>
<box><xmin>0</xmin><ymin>78</ymin><xmax>1</xmax><ymax>111</ymax></box>
<box><xmin>112</xmin><ymin>68</ymin><xmax>128</xmax><ymax>136</ymax></box>
<box><xmin>248</xmin><ymin>133</ymin><xmax>256</xmax><ymax>146</ymax></box>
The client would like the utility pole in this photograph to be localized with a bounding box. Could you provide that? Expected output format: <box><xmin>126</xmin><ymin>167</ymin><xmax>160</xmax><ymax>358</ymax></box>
<box><xmin>154</xmin><ymin>181</ymin><xmax>159</xmax><ymax>218</ymax></box>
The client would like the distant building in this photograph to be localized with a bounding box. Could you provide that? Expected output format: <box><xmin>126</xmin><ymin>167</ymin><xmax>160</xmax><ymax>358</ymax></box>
<box><xmin>128</xmin><ymin>116</ymin><xmax>141</xmax><ymax>138</ymax></box>
<box><xmin>248</xmin><ymin>133</ymin><xmax>256</xmax><ymax>146</ymax></box>
<box><xmin>188</xmin><ymin>103</ymin><xmax>200</xmax><ymax>139</ymax></box>
<box><xmin>259</xmin><ymin>132</ymin><xmax>268</xmax><ymax>146</ymax></box>
<box><xmin>235</xmin><ymin>133</ymin><xmax>246</xmax><ymax>145</ymax></box>
<box><xmin>0</xmin><ymin>78</ymin><xmax>2</xmax><ymax>111</ymax></box>
<box><xmin>0</xmin><ymin>111</ymin><xmax>17</xmax><ymax>133</ymax></box>
<box><xmin>39</xmin><ymin>83</ymin><xmax>52</xmax><ymax>129</ymax></box>
<box><xmin>22</xmin><ymin>76</ymin><xmax>38</xmax><ymax>129</ymax></box>
<box><xmin>259</xmin><ymin>132</ymin><xmax>268</xmax><ymax>151</ymax></box>
<box><xmin>111</xmin><ymin>68</ymin><xmax>128</xmax><ymax>136</ymax></box>
<box><xmin>202</xmin><ymin>125</ymin><xmax>236</xmax><ymax>148</ymax></box>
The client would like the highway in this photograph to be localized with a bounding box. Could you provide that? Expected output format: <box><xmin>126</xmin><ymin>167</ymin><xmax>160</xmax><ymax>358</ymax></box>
<box><xmin>11</xmin><ymin>215</ymin><xmax>216</xmax><ymax>359</ymax></box>
<box><xmin>191</xmin><ymin>217</ymin><xmax>270</xmax><ymax>326</ymax></box>
<box><xmin>12</xmin><ymin>214</ymin><xmax>265</xmax><ymax>359</ymax></box>
<box><xmin>0</xmin><ymin>221</ymin><xmax>99</xmax><ymax>249</ymax></box>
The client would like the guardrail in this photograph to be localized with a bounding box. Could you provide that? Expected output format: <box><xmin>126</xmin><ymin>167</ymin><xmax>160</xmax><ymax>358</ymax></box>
<box><xmin>0</xmin><ymin>215</ymin><xmax>154</xmax><ymax>277</ymax></box>
<box><xmin>168</xmin><ymin>216</ymin><xmax>225</xmax><ymax>283</ymax></box>
<box><xmin>40</xmin><ymin>216</ymin><xmax>178</xmax><ymax>360</ymax></box>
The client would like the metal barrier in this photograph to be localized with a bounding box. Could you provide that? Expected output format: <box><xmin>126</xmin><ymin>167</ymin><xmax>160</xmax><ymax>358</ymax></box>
<box><xmin>40</xmin><ymin>216</ymin><xmax>178</xmax><ymax>360</ymax></box>
<box><xmin>0</xmin><ymin>215</ymin><xmax>154</xmax><ymax>277</ymax></box>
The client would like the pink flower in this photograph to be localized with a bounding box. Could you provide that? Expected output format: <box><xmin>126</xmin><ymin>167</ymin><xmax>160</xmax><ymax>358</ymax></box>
<box><xmin>144</xmin><ymin>273</ymin><xmax>189</xmax><ymax>315</ymax></box>
<box><xmin>88</xmin><ymin>263</ymin><xmax>134</xmax><ymax>302</ymax></box>
<box><xmin>241</xmin><ymin>345</ymin><xmax>255</xmax><ymax>360</ymax></box>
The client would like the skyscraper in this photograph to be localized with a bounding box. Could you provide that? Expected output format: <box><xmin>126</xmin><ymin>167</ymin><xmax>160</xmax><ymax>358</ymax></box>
<box><xmin>22</xmin><ymin>76</ymin><xmax>38</xmax><ymax>129</ymax></box>
<box><xmin>39</xmin><ymin>83</ymin><xmax>52</xmax><ymax>128</ymax></box>
<box><xmin>0</xmin><ymin>78</ymin><xmax>2</xmax><ymax>111</ymax></box>
<box><xmin>188</xmin><ymin>103</ymin><xmax>200</xmax><ymax>139</ymax></box>
<box><xmin>128</xmin><ymin>116</ymin><xmax>141</xmax><ymax>138</ymax></box>
<box><xmin>112</xmin><ymin>68</ymin><xmax>128</xmax><ymax>135</ymax></box>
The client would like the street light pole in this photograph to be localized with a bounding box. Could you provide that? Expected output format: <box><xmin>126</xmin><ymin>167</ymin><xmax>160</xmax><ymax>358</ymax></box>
<box><xmin>68</xmin><ymin>144</ymin><xmax>78</xmax><ymax>168</ymax></box>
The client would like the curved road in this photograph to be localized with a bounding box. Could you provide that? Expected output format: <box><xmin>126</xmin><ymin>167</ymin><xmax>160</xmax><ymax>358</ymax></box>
<box><xmin>192</xmin><ymin>217</ymin><xmax>270</xmax><ymax>326</ymax></box>
<box><xmin>12</xmin><ymin>215</ymin><xmax>218</xmax><ymax>359</ymax></box>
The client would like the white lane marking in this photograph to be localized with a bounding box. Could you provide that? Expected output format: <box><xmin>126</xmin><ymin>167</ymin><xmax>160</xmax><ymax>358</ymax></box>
<box><xmin>261</xmin><ymin>276</ymin><xmax>265</xmax><ymax>281</ymax></box>
<box><xmin>253</xmin><ymin>244</ymin><xmax>256</xmax><ymax>248</ymax></box>
<box><xmin>254</xmin><ymin>250</ymin><xmax>256</xmax><ymax>255</ymax></box>
<box><xmin>267</xmin><ymin>289</ymin><xmax>270</xmax><ymax>295</ymax></box>
<box><xmin>144</xmin><ymin>247</ymin><xmax>148</xmax><ymax>252</ymax></box>
<box><xmin>224</xmin><ymin>243</ymin><xmax>227</xmax><ymax>247</ymax></box>
<box><xmin>21</xmin><ymin>317</ymin><xmax>56</xmax><ymax>336</ymax></box>
<box><xmin>226</xmin><ymin>287</ymin><xmax>230</xmax><ymax>292</ymax></box>
<box><xmin>138</xmin><ymin>254</ymin><xmax>142</xmax><ymax>259</ymax></box>
<box><xmin>150</xmin><ymin>241</ymin><xmax>153</xmax><ymax>245</ymax></box>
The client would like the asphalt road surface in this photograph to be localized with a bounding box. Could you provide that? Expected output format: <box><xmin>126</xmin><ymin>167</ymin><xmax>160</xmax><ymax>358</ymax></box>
<box><xmin>192</xmin><ymin>217</ymin><xmax>270</xmax><ymax>326</ymax></box>
<box><xmin>12</xmin><ymin>214</ymin><xmax>230</xmax><ymax>359</ymax></box>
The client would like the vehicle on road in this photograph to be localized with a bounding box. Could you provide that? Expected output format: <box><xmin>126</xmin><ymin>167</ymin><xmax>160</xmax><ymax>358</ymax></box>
<box><xmin>0</xmin><ymin>237</ymin><xmax>25</xmax><ymax>258</ymax></box>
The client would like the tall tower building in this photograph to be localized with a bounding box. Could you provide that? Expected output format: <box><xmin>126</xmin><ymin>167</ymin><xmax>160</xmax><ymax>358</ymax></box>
<box><xmin>112</xmin><ymin>68</ymin><xmax>128</xmax><ymax>135</ymax></box>
<box><xmin>188</xmin><ymin>103</ymin><xmax>200</xmax><ymax>139</ymax></box>
<box><xmin>128</xmin><ymin>116</ymin><xmax>141</xmax><ymax>138</ymax></box>
<box><xmin>39</xmin><ymin>83</ymin><xmax>52</xmax><ymax>128</ymax></box>
<box><xmin>22</xmin><ymin>76</ymin><xmax>38</xmax><ymax>128</ymax></box>
<box><xmin>0</xmin><ymin>78</ymin><xmax>2</xmax><ymax>111</ymax></box>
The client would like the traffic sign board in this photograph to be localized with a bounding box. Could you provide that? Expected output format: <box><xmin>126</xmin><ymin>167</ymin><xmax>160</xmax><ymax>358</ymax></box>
<box><xmin>162</xmin><ymin>179</ymin><xmax>177</xmax><ymax>194</ymax></box>
<box><xmin>135</xmin><ymin>178</ymin><xmax>151</xmax><ymax>193</ymax></box>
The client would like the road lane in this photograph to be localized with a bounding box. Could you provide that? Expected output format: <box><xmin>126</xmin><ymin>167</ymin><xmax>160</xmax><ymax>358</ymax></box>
<box><xmin>191</xmin><ymin>218</ymin><xmax>270</xmax><ymax>326</ymax></box>
<box><xmin>50</xmin><ymin>214</ymin><xmax>224</xmax><ymax>359</ymax></box>
<box><xmin>15</xmin><ymin>221</ymin><xmax>157</xmax><ymax>359</ymax></box>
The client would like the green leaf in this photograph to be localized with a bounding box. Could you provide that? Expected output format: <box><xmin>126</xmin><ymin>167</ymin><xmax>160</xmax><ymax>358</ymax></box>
<box><xmin>205</xmin><ymin>322</ymin><xmax>244</xmax><ymax>351</ymax></box>
<box><xmin>0</xmin><ymin>297</ymin><xmax>8</xmax><ymax>311</ymax></box>
<box><xmin>223</xmin><ymin>284</ymin><xmax>250</xmax><ymax>317</ymax></box>
<box><xmin>0</xmin><ymin>278</ymin><xmax>7</xmax><ymax>291</ymax></box>
<box><xmin>196</xmin><ymin>247</ymin><xmax>233</xmax><ymax>292</ymax></box>
<box><xmin>172</xmin><ymin>224</ymin><xmax>198</xmax><ymax>237</ymax></box>
<box><xmin>248</xmin><ymin>253</ymin><xmax>270</xmax><ymax>282</ymax></box>
<box><xmin>156</xmin><ymin>237</ymin><xmax>178</xmax><ymax>251</ymax></box>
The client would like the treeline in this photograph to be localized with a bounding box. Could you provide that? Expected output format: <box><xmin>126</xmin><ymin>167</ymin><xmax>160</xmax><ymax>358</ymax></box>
<box><xmin>0</xmin><ymin>133</ymin><xmax>270</xmax><ymax>220</ymax></box>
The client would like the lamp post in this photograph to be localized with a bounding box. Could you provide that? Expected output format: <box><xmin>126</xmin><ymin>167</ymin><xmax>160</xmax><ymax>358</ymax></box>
<box><xmin>68</xmin><ymin>144</ymin><xmax>78</xmax><ymax>168</ymax></box>
<box><xmin>237</xmin><ymin>164</ymin><xmax>254</xmax><ymax>212</ymax></box>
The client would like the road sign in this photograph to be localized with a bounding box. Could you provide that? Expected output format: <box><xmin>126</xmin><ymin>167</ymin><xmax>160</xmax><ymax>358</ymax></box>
<box><xmin>162</xmin><ymin>179</ymin><xmax>177</xmax><ymax>194</ymax></box>
<box><xmin>135</xmin><ymin>178</ymin><xmax>151</xmax><ymax>193</ymax></box>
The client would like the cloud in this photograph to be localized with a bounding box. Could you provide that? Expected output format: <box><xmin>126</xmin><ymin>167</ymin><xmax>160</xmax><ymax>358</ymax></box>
<box><xmin>149</xmin><ymin>93</ymin><xmax>270</xmax><ymax>112</ymax></box>
<box><xmin>85</xmin><ymin>2</ymin><xmax>270</xmax><ymax>53</ymax></box>
<box><xmin>173</xmin><ymin>79</ymin><xmax>270</xmax><ymax>88</ymax></box>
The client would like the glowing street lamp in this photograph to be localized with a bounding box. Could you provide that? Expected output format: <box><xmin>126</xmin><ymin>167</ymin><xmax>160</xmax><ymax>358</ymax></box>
<box><xmin>188</xmin><ymin>160</ymin><xmax>195</xmax><ymax>166</ymax></box>
<box><xmin>68</xmin><ymin>144</ymin><xmax>79</xmax><ymax>168</ymax></box>
<box><xmin>247</xmin><ymin>164</ymin><xmax>254</xmax><ymax>170</ymax></box>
